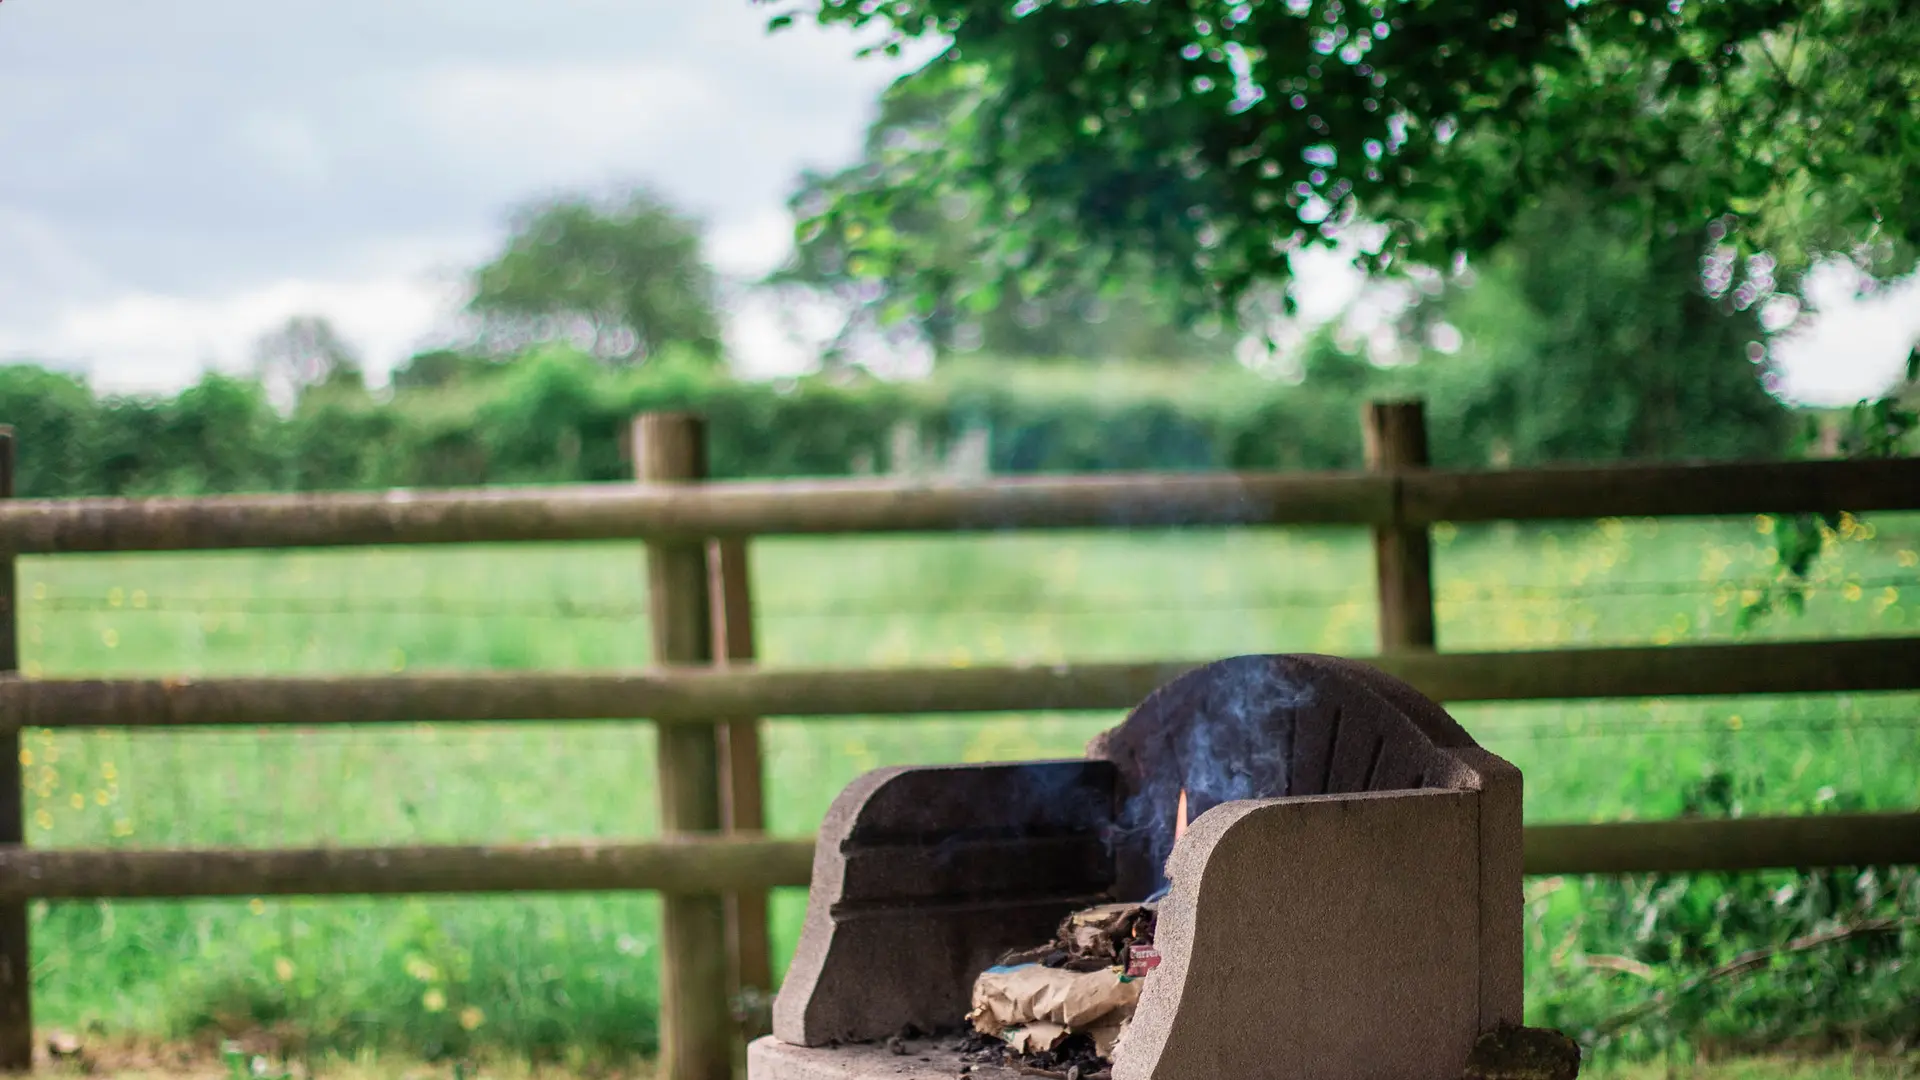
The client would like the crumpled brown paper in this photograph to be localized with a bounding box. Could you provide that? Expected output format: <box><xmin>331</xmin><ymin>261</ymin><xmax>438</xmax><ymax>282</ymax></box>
<box><xmin>1003</xmin><ymin>1021</ymin><xmax>1069</xmax><ymax>1055</ymax></box>
<box><xmin>969</xmin><ymin>962</ymin><xmax>1141</xmax><ymax>1058</ymax></box>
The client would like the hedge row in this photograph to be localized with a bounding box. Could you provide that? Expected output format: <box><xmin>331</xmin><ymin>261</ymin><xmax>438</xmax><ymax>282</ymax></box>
<box><xmin>0</xmin><ymin>345</ymin><xmax>1794</xmax><ymax>499</ymax></box>
<box><xmin>0</xmin><ymin>351</ymin><xmax>1386</xmax><ymax>498</ymax></box>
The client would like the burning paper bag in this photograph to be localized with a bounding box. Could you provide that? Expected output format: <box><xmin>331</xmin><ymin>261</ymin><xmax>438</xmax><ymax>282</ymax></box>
<box><xmin>1064</xmin><ymin>903</ymin><xmax>1150</xmax><ymax>961</ymax></box>
<box><xmin>969</xmin><ymin>964</ymin><xmax>1143</xmax><ymax>1041</ymax></box>
<box><xmin>996</xmin><ymin>902</ymin><xmax>1159</xmax><ymax>973</ymax></box>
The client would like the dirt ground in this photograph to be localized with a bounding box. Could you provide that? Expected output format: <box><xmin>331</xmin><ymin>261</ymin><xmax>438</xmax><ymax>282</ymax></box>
<box><xmin>28</xmin><ymin>1036</ymin><xmax>654</xmax><ymax>1080</ymax></box>
<box><xmin>25</xmin><ymin>1034</ymin><xmax>1920</xmax><ymax>1080</ymax></box>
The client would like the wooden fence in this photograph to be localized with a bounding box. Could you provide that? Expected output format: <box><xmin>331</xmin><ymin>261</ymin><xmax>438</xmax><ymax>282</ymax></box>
<box><xmin>2</xmin><ymin>402</ymin><xmax>1919</xmax><ymax>1078</ymax></box>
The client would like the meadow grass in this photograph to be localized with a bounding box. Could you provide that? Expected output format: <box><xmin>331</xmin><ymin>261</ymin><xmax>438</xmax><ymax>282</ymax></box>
<box><xmin>15</xmin><ymin>511</ymin><xmax>1920</xmax><ymax>1064</ymax></box>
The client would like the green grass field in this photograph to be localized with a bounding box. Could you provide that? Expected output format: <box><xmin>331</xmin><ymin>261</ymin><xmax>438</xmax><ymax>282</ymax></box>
<box><xmin>16</xmin><ymin>512</ymin><xmax>1920</xmax><ymax>1066</ymax></box>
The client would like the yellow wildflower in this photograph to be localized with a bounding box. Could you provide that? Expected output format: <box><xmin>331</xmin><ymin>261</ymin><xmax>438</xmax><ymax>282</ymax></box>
<box><xmin>422</xmin><ymin>989</ymin><xmax>447</xmax><ymax>1013</ymax></box>
<box><xmin>459</xmin><ymin>1007</ymin><xmax>486</xmax><ymax>1031</ymax></box>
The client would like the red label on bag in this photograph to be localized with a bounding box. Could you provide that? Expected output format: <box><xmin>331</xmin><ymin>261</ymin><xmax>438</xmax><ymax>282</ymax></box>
<box><xmin>1126</xmin><ymin>945</ymin><xmax>1161</xmax><ymax>977</ymax></box>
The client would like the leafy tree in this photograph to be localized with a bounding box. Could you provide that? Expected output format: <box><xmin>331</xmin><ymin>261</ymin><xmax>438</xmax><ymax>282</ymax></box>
<box><xmin>147</xmin><ymin>374</ymin><xmax>288</xmax><ymax>495</ymax></box>
<box><xmin>0</xmin><ymin>364</ymin><xmax>109</xmax><ymax>497</ymax></box>
<box><xmin>252</xmin><ymin>315</ymin><xmax>364</xmax><ymax>406</ymax></box>
<box><xmin>767</xmin><ymin>0</ymin><xmax>1918</xmax><ymax>322</ymax></box>
<box><xmin>391</xmin><ymin>350</ymin><xmax>504</xmax><ymax>391</ymax></box>
<box><xmin>770</xmin><ymin>68</ymin><xmax>1232</xmax><ymax>364</ymax></box>
<box><xmin>469</xmin><ymin>190</ymin><xmax>722</xmax><ymax>365</ymax></box>
<box><xmin>1403</xmin><ymin>189</ymin><xmax>1791</xmax><ymax>466</ymax></box>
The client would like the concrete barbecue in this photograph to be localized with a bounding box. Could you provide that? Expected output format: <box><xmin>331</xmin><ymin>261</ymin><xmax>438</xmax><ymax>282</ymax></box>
<box><xmin>749</xmin><ymin>653</ymin><xmax>1561</xmax><ymax>1080</ymax></box>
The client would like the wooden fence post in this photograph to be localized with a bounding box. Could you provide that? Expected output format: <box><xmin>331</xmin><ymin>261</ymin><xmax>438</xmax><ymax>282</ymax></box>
<box><xmin>1364</xmin><ymin>401</ymin><xmax>1437</xmax><ymax>653</ymax></box>
<box><xmin>707</xmin><ymin>538</ymin><xmax>772</xmax><ymax>1041</ymax></box>
<box><xmin>0</xmin><ymin>428</ymin><xmax>29</xmax><ymax>1073</ymax></box>
<box><xmin>635</xmin><ymin>414</ymin><xmax>731</xmax><ymax>1080</ymax></box>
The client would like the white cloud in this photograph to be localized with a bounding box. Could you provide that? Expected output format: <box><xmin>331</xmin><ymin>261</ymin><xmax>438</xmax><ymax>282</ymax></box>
<box><xmin>1289</xmin><ymin>245</ymin><xmax>1368</xmax><ymax>323</ymax></box>
<box><xmin>1768</xmin><ymin>260</ymin><xmax>1920</xmax><ymax>407</ymax></box>
<box><xmin>405</xmin><ymin>64</ymin><xmax>712</xmax><ymax>183</ymax></box>
<box><xmin>708</xmin><ymin>206</ymin><xmax>799</xmax><ymax>280</ymax></box>
<box><xmin>723</xmin><ymin>290</ymin><xmax>847</xmax><ymax>380</ymax></box>
<box><xmin>234</xmin><ymin>109</ymin><xmax>332</xmax><ymax>187</ymax></box>
<box><xmin>0</xmin><ymin>276</ymin><xmax>459</xmax><ymax>393</ymax></box>
<box><xmin>0</xmin><ymin>207</ymin><xmax>115</xmax><ymax>304</ymax></box>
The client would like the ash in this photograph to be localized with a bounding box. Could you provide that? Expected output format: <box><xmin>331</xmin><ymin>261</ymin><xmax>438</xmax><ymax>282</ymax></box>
<box><xmin>956</xmin><ymin>1029</ymin><xmax>1109</xmax><ymax>1080</ymax></box>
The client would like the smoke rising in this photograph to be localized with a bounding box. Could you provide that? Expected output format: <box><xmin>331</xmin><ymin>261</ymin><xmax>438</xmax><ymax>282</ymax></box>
<box><xmin>1113</xmin><ymin>656</ymin><xmax>1309</xmax><ymax>894</ymax></box>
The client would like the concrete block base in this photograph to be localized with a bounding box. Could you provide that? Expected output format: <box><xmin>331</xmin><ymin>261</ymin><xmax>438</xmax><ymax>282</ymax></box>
<box><xmin>747</xmin><ymin>1035</ymin><xmax>1027</xmax><ymax>1080</ymax></box>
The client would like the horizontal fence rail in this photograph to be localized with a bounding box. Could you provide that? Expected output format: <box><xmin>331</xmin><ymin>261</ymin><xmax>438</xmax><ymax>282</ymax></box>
<box><xmin>0</xmin><ymin>837</ymin><xmax>816</xmax><ymax>901</ymax></box>
<box><xmin>1524</xmin><ymin>812</ymin><xmax>1920</xmax><ymax>875</ymax></box>
<box><xmin>4</xmin><ymin>812</ymin><xmax>1917</xmax><ymax>902</ymax></box>
<box><xmin>3</xmin><ymin>637</ymin><xmax>1916</xmax><ymax>733</ymax></box>
<box><xmin>0</xmin><ymin>457</ymin><xmax>1916</xmax><ymax>554</ymax></box>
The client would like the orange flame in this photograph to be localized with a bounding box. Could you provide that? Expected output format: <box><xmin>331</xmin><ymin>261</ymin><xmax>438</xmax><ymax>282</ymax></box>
<box><xmin>1174</xmin><ymin>788</ymin><xmax>1189</xmax><ymax>842</ymax></box>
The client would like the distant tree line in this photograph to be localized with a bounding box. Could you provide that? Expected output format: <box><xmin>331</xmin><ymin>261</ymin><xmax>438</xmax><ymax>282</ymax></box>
<box><xmin>0</xmin><ymin>322</ymin><xmax>1815</xmax><ymax>502</ymax></box>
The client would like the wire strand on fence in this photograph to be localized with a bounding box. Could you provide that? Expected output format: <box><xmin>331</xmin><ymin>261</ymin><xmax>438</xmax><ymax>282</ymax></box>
<box><xmin>1470</xmin><ymin>713</ymin><xmax>1920</xmax><ymax>739</ymax></box>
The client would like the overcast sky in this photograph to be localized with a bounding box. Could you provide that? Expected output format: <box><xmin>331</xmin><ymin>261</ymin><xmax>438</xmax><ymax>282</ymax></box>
<box><xmin>0</xmin><ymin>1</ymin><xmax>933</xmax><ymax>389</ymax></box>
<box><xmin>0</xmin><ymin>1</ymin><xmax>1914</xmax><ymax>404</ymax></box>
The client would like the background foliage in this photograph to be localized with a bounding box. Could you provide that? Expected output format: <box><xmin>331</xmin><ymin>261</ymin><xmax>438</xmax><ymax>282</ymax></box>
<box><xmin>465</xmin><ymin>190</ymin><xmax>723</xmax><ymax>365</ymax></box>
<box><xmin>779</xmin><ymin>0</ymin><xmax>1920</xmax><ymax>328</ymax></box>
<box><xmin>0</xmin><ymin>336</ymin><xmax>1813</xmax><ymax>502</ymax></box>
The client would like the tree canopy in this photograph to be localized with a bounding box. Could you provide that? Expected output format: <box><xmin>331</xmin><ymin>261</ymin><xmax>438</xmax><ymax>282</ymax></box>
<box><xmin>770</xmin><ymin>70</ymin><xmax>1234</xmax><ymax>364</ymax></box>
<box><xmin>1405</xmin><ymin>189</ymin><xmax>1791</xmax><ymax>466</ymax></box>
<box><xmin>468</xmin><ymin>190</ymin><xmax>722</xmax><ymax>364</ymax></box>
<box><xmin>252</xmin><ymin>315</ymin><xmax>365</xmax><ymax>406</ymax></box>
<box><xmin>768</xmin><ymin>0</ymin><xmax>1918</xmax><ymax>323</ymax></box>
